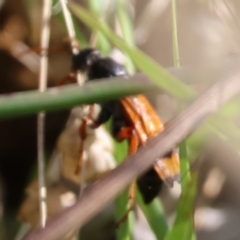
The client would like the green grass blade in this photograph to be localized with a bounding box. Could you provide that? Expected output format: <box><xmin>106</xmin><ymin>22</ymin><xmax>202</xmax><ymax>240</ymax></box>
<box><xmin>116</xmin><ymin>0</ymin><xmax>135</xmax><ymax>74</ymax></box>
<box><xmin>170</xmin><ymin>0</ymin><xmax>195</xmax><ymax>236</ymax></box>
<box><xmin>69</xmin><ymin>3</ymin><xmax>195</xmax><ymax>99</ymax></box>
<box><xmin>136</xmin><ymin>191</ymin><xmax>168</xmax><ymax>240</ymax></box>
<box><xmin>114</xmin><ymin>140</ymin><xmax>134</xmax><ymax>240</ymax></box>
<box><xmin>115</xmin><ymin>188</ymin><xmax>134</xmax><ymax>240</ymax></box>
<box><xmin>179</xmin><ymin>140</ymin><xmax>191</xmax><ymax>188</ymax></box>
<box><xmin>164</xmin><ymin>173</ymin><xmax>197</xmax><ymax>240</ymax></box>
<box><xmin>170</xmin><ymin>0</ymin><xmax>191</xmax><ymax>200</ymax></box>
<box><xmin>88</xmin><ymin>0</ymin><xmax>112</xmax><ymax>54</ymax></box>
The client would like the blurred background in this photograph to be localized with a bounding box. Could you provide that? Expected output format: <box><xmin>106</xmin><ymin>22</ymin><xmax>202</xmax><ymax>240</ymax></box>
<box><xmin>0</xmin><ymin>0</ymin><xmax>240</xmax><ymax>239</ymax></box>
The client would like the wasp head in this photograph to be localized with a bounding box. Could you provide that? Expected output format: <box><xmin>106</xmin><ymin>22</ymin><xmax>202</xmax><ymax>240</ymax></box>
<box><xmin>72</xmin><ymin>48</ymin><xmax>102</xmax><ymax>72</ymax></box>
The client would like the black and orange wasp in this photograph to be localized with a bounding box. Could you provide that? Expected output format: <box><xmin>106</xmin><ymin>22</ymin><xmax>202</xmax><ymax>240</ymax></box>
<box><xmin>68</xmin><ymin>48</ymin><xmax>180</xmax><ymax>217</ymax></box>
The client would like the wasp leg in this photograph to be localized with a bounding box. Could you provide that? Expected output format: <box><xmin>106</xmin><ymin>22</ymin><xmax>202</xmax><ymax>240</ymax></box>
<box><xmin>75</xmin><ymin>118</ymin><xmax>88</xmax><ymax>175</ymax></box>
<box><xmin>62</xmin><ymin>37</ymin><xmax>79</xmax><ymax>49</ymax></box>
<box><xmin>75</xmin><ymin>105</ymin><xmax>96</xmax><ymax>174</ymax></box>
<box><xmin>115</xmin><ymin>128</ymin><xmax>139</xmax><ymax>227</ymax></box>
<box><xmin>115</xmin><ymin>127</ymin><xmax>138</xmax><ymax>155</ymax></box>
<box><xmin>58</xmin><ymin>73</ymin><xmax>77</xmax><ymax>86</ymax></box>
<box><xmin>83</xmin><ymin>105</ymin><xmax>112</xmax><ymax>130</ymax></box>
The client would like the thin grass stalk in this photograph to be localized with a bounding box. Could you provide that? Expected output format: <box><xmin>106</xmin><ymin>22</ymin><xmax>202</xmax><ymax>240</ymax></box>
<box><xmin>59</xmin><ymin>0</ymin><xmax>79</xmax><ymax>55</ymax></box>
<box><xmin>170</xmin><ymin>0</ymin><xmax>191</xmax><ymax>187</ymax></box>
<box><xmin>37</xmin><ymin>0</ymin><xmax>52</xmax><ymax>228</ymax></box>
<box><xmin>171</xmin><ymin>1</ymin><xmax>196</xmax><ymax>239</ymax></box>
<box><xmin>171</xmin><ymin>0</ymin><xmax>180</xmax><ymax>68</ymax></box>
<box><xmin>59</xmin><ymin>1</ymin><xmax>87</xmax><ymax>238</ymax></box>
<box><xmin>59</xmin><ymin>0</ymin><xmax>84</xmax><ymax>85</ymax></box>
<box><xmin>52</xmin><ymin>0</ymin><xmax>88</xmax><ymax>47</ymax></box>
<box><xmin>59</xmin><ymin>0</ymin><xmax>85</xmax><ymax>195</ymax></box>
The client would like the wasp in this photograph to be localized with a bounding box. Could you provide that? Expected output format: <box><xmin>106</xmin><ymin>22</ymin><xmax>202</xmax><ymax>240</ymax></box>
<box><xmin>71</xmin><ymin>48</ymin><xmax>180</xmax><ymax>217</ymax></box>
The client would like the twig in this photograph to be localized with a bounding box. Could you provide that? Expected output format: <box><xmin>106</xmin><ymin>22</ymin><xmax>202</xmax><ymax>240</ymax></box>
<box><xmin>59</xmin><ymin>0</ymin><xmax>83</xmax><ymax>85</ymax></box>
<box><xmin>59</xmin><ymin>0</ymin><xmax>79</xmax><ymax>55</ymax></box>
<box><xmin>23</xmin><ymin>62</ymin><xmax>240</xmax><ymax>240</ymax></box>
<box><xmin>37</xmin><ymin>0</ymin><xmax>52</xmax><ymax>228</ymax></box>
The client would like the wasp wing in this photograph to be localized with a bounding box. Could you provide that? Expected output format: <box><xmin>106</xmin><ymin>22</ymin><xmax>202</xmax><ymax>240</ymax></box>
<box><xmin>120</xmin><ymin>95</ymin><xmax>180</xmax><ymax>191</ymax></box>
<box><xmin>120</xmin><ymin>95</ymin><xmax>164</xmax><ymax>144</ymax></box>
<box><xmin>154</xmin><ymin>149</ymin><xmax>180</xmax><ymax>187</ymax></box>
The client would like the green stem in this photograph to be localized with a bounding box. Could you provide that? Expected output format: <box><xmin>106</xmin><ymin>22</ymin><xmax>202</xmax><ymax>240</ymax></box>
<box><xmin>0</xmin><ymin>78</ymin><xmax>156</xmax><ymax>119</ymax></box>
